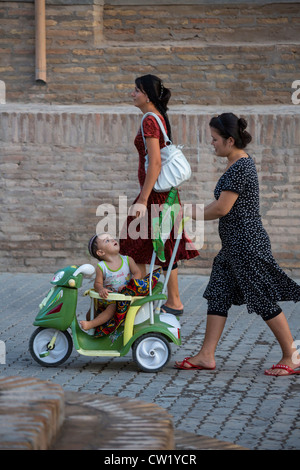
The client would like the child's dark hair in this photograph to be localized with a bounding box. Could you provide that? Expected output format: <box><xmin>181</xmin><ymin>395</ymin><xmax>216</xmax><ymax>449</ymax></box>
<box><xmin>209</xmin><ymin>113</ymin><xmax>252</xmax><ymax>149</ymax></box>
<box><xmin>88</xmin><ymin>235</ymin><xmax>101</xmax><ymax>261</ymax></box>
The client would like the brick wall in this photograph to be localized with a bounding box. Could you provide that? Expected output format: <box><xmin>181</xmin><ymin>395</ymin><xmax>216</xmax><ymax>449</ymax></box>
<box><xmin>1</xmin><ymin>104</ymin><xmax>300</xmax><ymax>276</ymax></box>
<box><xmin>0</xmin><ymin>1</ymin><xmax>299</xmax><ymax>105</ymax></box>
<box><xmin>0</xmin><ymin>1</ymin><xmax>300</xmax><ymax>276</ymax></box>
<box><xmin>104</xmin><ymin>2</ymin><xmax>300</xmax><ymax>43</ymax></box>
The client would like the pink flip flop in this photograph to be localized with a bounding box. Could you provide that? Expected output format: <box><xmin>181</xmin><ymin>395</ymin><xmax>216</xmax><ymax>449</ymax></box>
<box><xmin>264</xmin><ymin>364</ymin><xmax>300</xmax><ymax>376</ymax></box>
<box><xmin>174</xmin><ymin>357</ymin><xmax>215</xmax><ymax>371</ymax></box>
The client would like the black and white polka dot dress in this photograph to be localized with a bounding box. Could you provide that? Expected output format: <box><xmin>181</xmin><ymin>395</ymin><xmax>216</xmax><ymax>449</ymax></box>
<box><xmin>203</xmin><ymin>156</ymin><xmax>300</xmax><ymax>321</ymax></box>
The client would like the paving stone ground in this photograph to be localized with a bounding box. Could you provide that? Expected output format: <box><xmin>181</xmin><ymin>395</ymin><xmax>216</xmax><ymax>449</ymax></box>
<box><xmin>0</xmin><ymin>272</ymin><xmax>300</xmax><ymax>450</ymax></box>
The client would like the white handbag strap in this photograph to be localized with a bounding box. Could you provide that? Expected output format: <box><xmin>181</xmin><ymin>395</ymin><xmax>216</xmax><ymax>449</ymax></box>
<box><xmin>141</xmin><ymin>112</ymin><xmax>172</xmax><ymax>152</ymax></box>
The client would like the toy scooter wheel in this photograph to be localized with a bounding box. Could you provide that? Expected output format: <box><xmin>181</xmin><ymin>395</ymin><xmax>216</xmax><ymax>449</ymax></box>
<box><xmin>29</xmin><ymin>327</ymin><xmax>72</xmax><ymax>367</ymax></box>
<box><xmin>132</xmin><ymin>333</ymin><xmax>171</xmax><ymax>372</ymax></box>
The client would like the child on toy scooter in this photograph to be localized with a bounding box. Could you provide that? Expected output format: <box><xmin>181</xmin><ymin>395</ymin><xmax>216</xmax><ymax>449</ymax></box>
<box><xmin>80</xmin><ymin>233</ymin><xmax>142</xmax><ymax>331</ymax></box>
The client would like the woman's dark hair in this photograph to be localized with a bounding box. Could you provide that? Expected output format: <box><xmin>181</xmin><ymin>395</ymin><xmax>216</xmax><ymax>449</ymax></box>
<box><xmin>209</xmin><ymin>112</ymin><xmax>252</xmax><ymax>149</ymax></box>
<box><xmin>135</xmin><ymin>74</ymin><xmax>172</xmax><ymax>140</ymax></box>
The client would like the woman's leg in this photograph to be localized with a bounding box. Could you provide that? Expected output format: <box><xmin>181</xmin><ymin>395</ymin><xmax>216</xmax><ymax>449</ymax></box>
<box><xmin>265</xmin><ymin>311</ymin><xmax>300</xmax><ymax>375</ymax></box>
<box><xmin>162</xmin><ymin>267</ymin><xmax>184</xmax><ymax>311</ymax></box>
<box><xmin>138</xmin><ymin>264</ymin><xmax>183</xmax><ymax>311</ymax></box>
<box><xmin>175</xmin><ymin>314</ymin><xmax>227</xmax><ymax>369</ymax></box>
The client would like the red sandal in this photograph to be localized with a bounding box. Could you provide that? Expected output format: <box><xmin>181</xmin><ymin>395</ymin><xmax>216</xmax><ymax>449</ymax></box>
<box><xmin>174</xmin><ymin>357</ymin><xmax>215</xmax><ymax>371</ymax></box>
<box><xmin>264</xmin><ymin>364</ymin><xmax>300</xmax><ymax>376</ymax></box>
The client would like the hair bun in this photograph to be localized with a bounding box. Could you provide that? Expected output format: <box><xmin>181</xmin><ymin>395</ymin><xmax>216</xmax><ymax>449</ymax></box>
<box><xmin>238</xmin><ymin>117</ymin><xmax>247</xmax><ymax>132</ymax></box>
<box><xmin>238</xmin><ymin>117</ymin><xmax>252</xmax><ymax>147</ymax></box>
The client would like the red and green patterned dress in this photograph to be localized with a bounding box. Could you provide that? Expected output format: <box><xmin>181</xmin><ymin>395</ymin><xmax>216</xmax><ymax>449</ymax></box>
<box><xmin>119</xmin><ymin>113</ymin><xmax>199</xmax><ymax>267</ymax></box>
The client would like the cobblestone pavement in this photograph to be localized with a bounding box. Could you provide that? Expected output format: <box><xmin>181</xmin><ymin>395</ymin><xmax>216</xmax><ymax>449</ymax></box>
<box><xmin>1</xmin><ymin>272</ymin><xmax>300</xmax><ymax>450</ymax></box>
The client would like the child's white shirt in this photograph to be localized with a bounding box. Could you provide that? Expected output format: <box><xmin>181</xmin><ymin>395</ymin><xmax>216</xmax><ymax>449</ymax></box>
<box><xmin>98</xmin><ymin>255</ymin><xmax>131</xmax><ymax>292</ymax></box>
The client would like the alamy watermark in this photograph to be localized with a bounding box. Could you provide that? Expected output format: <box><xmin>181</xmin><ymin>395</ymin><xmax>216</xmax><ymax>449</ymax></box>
<box><xmin>0</xmin><ymin>80</ymin><xmax>5</xmax><ymax>104</ymax></box>
<box><xmin>292</xmin><ymin>340</ymin><xmax>300</xmax><ymax>366</ymax></box>
<box><xmin>95</xmin><ymin>197</ymin><xmax>204</xmax><ymax>250</ymax></box>
<box><xmin>291</xmin><ymin>80</ymin><xmax>300</xmax><ymax>105</ymax></box>
<box><xmin>0</xmin><ymin>341</ymin><xmax>5</xmax><ymax>364</ymax></box>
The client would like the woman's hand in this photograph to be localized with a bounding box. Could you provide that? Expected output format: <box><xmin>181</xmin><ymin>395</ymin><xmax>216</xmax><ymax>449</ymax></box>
<box><xmin>183</xmin><ymin>202</ymin><xmax>204</xmax><ymax>221</ymax></box>
<box><xmin>128</xmin><ymin>197</ymin><xmax>148</xmax><ymax>219</ymax></box>
<box><xmin>129</xmin><ymin>136</ymin><xmax>161</xmax><ymax>219</ymax></box>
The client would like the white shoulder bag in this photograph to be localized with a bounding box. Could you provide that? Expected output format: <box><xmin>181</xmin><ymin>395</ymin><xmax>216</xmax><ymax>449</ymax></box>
<box><xmin>141</xmin><ymin>112</ymin><xmax>191</xmax><ymax>193</ymax></box>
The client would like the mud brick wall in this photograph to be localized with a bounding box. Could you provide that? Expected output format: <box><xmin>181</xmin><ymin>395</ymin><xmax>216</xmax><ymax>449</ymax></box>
<box><xmin>1</xmin><ymin>104</ymin><xmax>300</xmax><ymax>276</ymax></box>
<box><xmin>0</xmin><ymin>1</ymin><xmax>299</xmax><ymax>105</ymax></box>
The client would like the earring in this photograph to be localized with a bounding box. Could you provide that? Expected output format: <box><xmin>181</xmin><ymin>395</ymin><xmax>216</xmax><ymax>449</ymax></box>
<box><xmin>146</xmin><ymin>99</ymin><xmax>150</xmax><ymax>103</ymax></box>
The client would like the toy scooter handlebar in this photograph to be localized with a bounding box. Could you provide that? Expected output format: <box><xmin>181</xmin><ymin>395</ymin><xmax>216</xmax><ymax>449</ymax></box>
<box><xmin>73</xmin><ymin>264</ymin><xmax>95</xmax><ymax>277</ymax></box>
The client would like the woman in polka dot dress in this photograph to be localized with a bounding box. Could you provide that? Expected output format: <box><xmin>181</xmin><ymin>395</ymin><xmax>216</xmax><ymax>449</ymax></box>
<box><xmin>175</xmin><ymin>113</ymin><xmax>300</xmax><ymax>376</ymax></box>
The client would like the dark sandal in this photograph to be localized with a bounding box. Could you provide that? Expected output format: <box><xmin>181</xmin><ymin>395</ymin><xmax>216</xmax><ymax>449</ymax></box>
<box><xmin>161</xmin><ymin>304</ymin><xmax>184</xmax><ymax>315</ymax></box>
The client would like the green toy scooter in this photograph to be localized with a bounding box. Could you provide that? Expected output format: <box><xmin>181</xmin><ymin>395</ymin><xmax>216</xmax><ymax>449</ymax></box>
<box><xmin>29</xmin><ymin>189</ymin><xmax>185</xmax><ymax>372</ymax></box>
